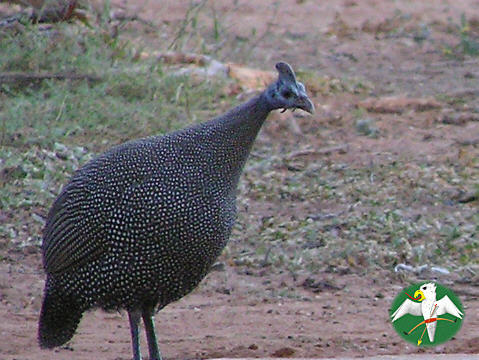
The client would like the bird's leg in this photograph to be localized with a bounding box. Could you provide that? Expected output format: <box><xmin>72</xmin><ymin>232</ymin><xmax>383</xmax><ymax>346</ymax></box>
<box><xmin>142</xmin><ymin>306</ymin><xmax>162</xmax><ymax>360</ymax></box>
<box><xmin>128</xmin><ymin>309</ymin><xmax>142</xmax><ymax>360</ymax></box>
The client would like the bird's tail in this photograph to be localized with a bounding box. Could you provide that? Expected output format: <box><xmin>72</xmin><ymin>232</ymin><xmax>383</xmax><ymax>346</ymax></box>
<box><xmin>426</xmin><ymin>321</ymin><xmax>437</xmax><ymax>343</ymax></box>
<box><xmin>38</xmin><ymin>281</ymin><xmax>84</xmax><ymax>349</ymax></box>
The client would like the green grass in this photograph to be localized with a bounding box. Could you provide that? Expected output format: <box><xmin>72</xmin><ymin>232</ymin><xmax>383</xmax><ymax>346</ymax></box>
<box><xmin>0</xmin><ymin>20</ymin><xmax>230</xmax><ymax>250</ymax></box>
<box><xmin>0</xmin><ymin>13</ymin><xmax>477</xmax><ymax>281</ymax></box>
<box><xmin>443</xmin><ymin>14</ymin><xmax>479</xmax><ymax>57</ymax></box>
<box><xmin>228</xmin><ymin>153</ymin><xmax>478</xmax><ymax>278</ymax></box>
<box><xmin>0</xmin><ymin>23</ymin><xmax>228</xmax><ymax>149</ymax></box>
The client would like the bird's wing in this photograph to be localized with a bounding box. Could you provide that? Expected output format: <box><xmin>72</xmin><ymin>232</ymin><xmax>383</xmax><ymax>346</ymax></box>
<box><xmin>42</xmin><ymin>138</ymin><xmax>163</xmax><ymax>275</ymax></box>
<box><xmin>436</xmin><ymin>295</ymin><xmax>463</xmax><ymax>319</ymax></box>
<box><xmin>391</xmin><ymin>298</ymin><xmax>422</xmax><ymax>322</ymax></box>
<box><xmin>42</xmin><ymin>171</ymin><xmax>109</xmax><ymax>274</ymax></box>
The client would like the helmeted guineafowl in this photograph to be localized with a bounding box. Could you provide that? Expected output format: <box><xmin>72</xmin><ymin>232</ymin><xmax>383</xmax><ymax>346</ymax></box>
<box><xmin>38</xmin><ymin>62</ymin><xmax>314</xmax><ymax>360</ymax></box>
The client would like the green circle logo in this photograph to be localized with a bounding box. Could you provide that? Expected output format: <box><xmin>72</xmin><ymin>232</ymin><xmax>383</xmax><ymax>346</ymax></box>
<box><xmin>390</xmin><ymin>282</ymin><xmax>464</xmax><ymax>346</ymax></box>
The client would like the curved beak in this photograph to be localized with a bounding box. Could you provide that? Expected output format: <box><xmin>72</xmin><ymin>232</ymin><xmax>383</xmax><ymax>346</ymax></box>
<box><xmin>298</xmin><ymin>94</ymin><xmax>315</xmax><ymax>114</ymax></box>
<box><xmin>414</xmin><ymin>290</ymin><xmax>425</xmax><ymax>301</ymax></box>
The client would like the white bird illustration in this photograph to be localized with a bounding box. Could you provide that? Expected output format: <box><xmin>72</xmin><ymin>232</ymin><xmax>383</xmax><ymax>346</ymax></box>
<box><xmin>391</xmin><ymin>283</ymin><xmax>463</xmax><ymax>345</ymax></box>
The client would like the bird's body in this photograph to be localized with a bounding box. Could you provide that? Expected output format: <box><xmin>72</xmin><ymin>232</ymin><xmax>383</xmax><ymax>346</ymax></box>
<box><xmin>420</xmin><ymin>292</ymin><xmax>438</xmax><ymax>342</ymax></box>
<box><xmin>41</xmin><ymin>96</ymin><xmax>268</xmax><ymax>313</ymax></box>
<box><xmin>38</xmin><ymin>62</ymin><xmax>314</xmax><ymax>360</ymax></box>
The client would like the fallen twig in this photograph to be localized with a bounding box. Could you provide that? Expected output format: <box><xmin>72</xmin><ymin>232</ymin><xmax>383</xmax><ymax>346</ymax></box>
<box><xmin>0</xmin><ymin>0</ymin><xmax>79</xmax><ymax>26</ymax></box>
<box><xmin>457</xmin><ymin>192</ymin><xmax>478</xmax><ymax>204</ymax></box>
<box><xmin>445</xmin><ymin>88</ymin><xmax>479</xmax><ymax>98</ymax></box>
<box><xmin>357</xmin><ymin>96</ymin><xmax>442</xmax><ymax>114</ymax></box>
<box><xmin>455</xmin><ymin>138</ymin><xmax>479</xmax><ymax>146</ymax></box>
<box><xmin>0</xmin><ymin>72</ymin><xmax>102</xmax><ymax>85</ymax></box>
<box><xmin>287</xmin><ymin>144</ymin><xmax>349</xmax><ymax>159</ymax></box>
<box><xmin>441</xmin><ymin>112</ymin><xmax>479</xmax><ymax>126</ymax></box>
<box><xmin>109</xmin><ymin>9</ymin><xmax>156</xmax><ymax>28</ymax></box>
<box><xmin>32</xmin><ymin>0</ymin><xmax>77</xmax><ymax>23</ymax></box>
<box><xmin>153</xmin><ymin>51</ymin><xmax>211</xmax><ymax>66</ymax></box>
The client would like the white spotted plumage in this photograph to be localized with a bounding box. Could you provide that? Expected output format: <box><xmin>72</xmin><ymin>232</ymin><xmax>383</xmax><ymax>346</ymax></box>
<box><xmin>38</xmin><ymin>62</ymin><xmax>314</xmax><ymax>359</ymax></box>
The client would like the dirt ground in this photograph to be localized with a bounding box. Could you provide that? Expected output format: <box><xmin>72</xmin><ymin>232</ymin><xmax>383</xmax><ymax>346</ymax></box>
<box><xmin>1</xmin><ymin>0</ymin><xmax>479</xmax><ymax>359</ymax></box>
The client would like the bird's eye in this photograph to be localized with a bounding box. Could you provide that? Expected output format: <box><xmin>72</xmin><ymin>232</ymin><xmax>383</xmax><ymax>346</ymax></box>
<box><xmin>281</xmin><ymin>89</ymin><xmax>293</xmax><ymax>98</ymax></box>
<box><xmin>422</xmin><ymin>286</ymin><xmax>426</xmax><ymax>290</ymax></box>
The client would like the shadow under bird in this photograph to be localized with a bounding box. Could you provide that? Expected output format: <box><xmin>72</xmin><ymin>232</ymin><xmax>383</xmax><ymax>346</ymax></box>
<box><xmin>38</xmin><ymin>62</ymin><xmax>314</xmax><ymax>360</ymax></box>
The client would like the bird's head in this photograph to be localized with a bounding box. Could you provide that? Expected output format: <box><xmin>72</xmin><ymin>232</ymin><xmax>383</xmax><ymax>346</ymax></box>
<box><xmin>414</xmin><ymin>283</ymin><xmax>436</xmax><ymax>301</ymax></box>
<box><xmin>265</xmin><ymin>62</ymin><xmax>315</xmax><ymax>114</ymax></box>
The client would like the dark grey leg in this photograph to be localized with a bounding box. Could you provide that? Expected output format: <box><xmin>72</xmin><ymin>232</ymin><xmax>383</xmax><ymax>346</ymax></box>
<box><xmin>142</xmin><ymin>306</ymin><xmax>162</xmax><ymax>360</ymax></box>
<box><xmin>128</xmin><ymin>309</ymin><xmax>142</xmax><ymax>360</ymax></box>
